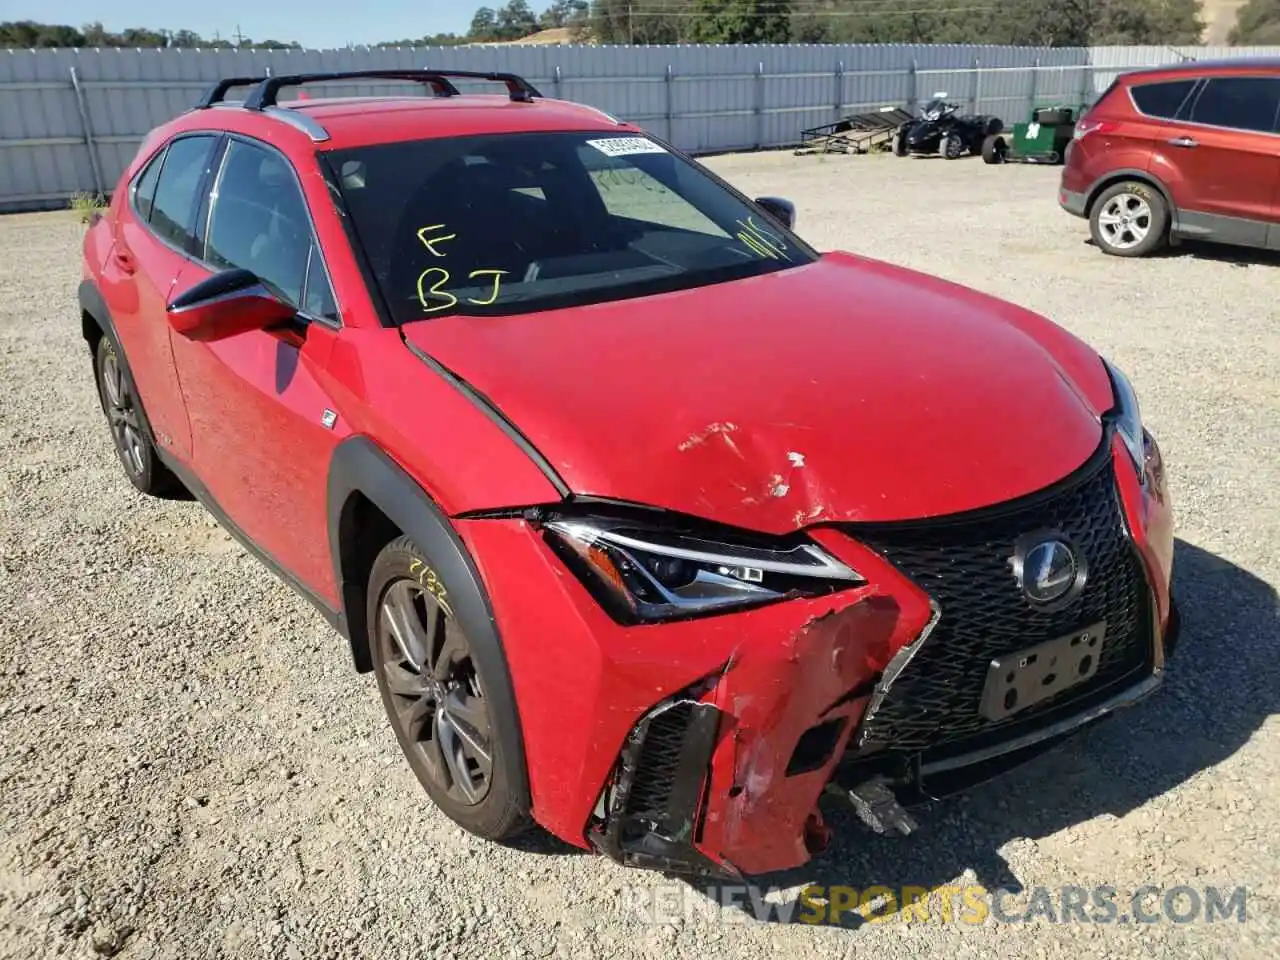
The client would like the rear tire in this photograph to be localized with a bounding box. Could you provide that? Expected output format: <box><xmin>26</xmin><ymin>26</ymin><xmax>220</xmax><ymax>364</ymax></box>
<box><xmin>93</xmin><ymin>333</ymin><xmax>181</xmax><ymax>497</ymax></box>
<box><xmin>981</xmin><ymin>134</ymin><xmax>1008</xmax><ymax>164</ymax></box>
<box><xmin>1089</xmin><ymin>181</ymin><xmax>1169</xmax><ymax>258</ymax></box>
<box><xmin>368</xmin><ymin>536</ymin><xmax>530</xmax><ymax>841</ymax></box>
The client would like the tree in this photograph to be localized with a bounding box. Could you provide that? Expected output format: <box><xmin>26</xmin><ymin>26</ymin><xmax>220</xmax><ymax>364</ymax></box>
<box><xmin>540</xmin><ymin>0</ymin><xmax>589</xmax><ymax>29</ymax></box>
<box><xmin>470</xmin><ymin>7</ymin><xmax>500</xmax><ymax>40</ymax></box>
<box><xmin>687</xmin><ymin>0</ymin><xmax>792</xmax><ymax>43</ymax></box>
<box><xmin>1229</xmin><ymin>0</ymin><xmax>1280</xmax><ymax>42</ymax></box>
<box><xmin>495</xmin><ymin>0</ymin><xmax>540</xmax><ymax>39</ymax></box>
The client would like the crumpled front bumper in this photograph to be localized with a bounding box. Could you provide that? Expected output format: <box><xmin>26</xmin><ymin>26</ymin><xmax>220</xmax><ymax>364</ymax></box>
<box><xmin>457</xmin><ymin>433</ymin><xmax>1176</xmax><ymax>878</ymax></box>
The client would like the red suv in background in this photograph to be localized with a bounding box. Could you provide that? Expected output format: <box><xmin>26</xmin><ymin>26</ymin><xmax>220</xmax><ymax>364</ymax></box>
<box><xmin>1060</xmin><ymin>58</ymin><xmax>1280</xmax><ymax>257</ymax></box>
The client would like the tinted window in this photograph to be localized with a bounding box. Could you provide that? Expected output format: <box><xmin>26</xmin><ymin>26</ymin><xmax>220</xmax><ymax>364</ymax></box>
<box><xmin>204</xmin><ymin>140</ymin><xmax>314</xmax><ymax>308</ymax></box>
<box><xmin>1129</xmin><ymin>79</ymin><xmax>1197</xmax><ymax>119</ymax></box>
<box><xmin>1189</xmin><ymin>76</ymin><xmax>1280</xmax><ymax>133</ymax></box>
<box><xmin>150</xmin><ymin>136</ymin><xmax>217</xmax><ymax>251</ymax></box>
<box><xmin>132</xmin><ymin>151</ymin><xmax>163</xmax><ymax>222</ymax></box>
<box><xmin>327</xmin><ymin>131</ymin><xmax>815</xmax><ymax>324</ymax></box>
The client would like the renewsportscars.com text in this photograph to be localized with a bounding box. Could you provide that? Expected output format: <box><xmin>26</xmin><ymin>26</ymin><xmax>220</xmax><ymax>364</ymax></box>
<box><xmin>621</xmin><ymin>883</ymin><xmax>1249</xmax><ymax>926</ymax></box>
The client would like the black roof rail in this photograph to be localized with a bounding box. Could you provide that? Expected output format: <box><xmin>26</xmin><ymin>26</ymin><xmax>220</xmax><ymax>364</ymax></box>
<box><xmin>194</xmin><ymin>76</ymin><xmax>269</xmax><ymax>109</ymax></box>
<box><xmin>240</xmin><ymin>69</ymin><xmax>543</xmax><ymax>111</ymax></box>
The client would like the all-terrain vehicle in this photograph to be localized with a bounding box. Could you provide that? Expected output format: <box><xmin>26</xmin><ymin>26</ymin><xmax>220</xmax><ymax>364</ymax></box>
<box><xmin>894</xmin><ymin>93</ymin><xmax>1004</xmax><ymax>159</ymax></box>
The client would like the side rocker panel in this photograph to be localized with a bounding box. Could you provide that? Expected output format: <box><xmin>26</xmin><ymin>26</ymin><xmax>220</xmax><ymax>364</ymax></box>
<box><xmin>326</xmin><ymin>436</ymin><xmax>531</xmax><ymax>809</ymax></box>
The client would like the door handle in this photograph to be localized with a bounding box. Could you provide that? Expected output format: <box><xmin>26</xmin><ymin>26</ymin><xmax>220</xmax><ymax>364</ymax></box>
<box><xmin>1167</xmin><ymin>136</ymin><xmax>1198</xmax><ymax>148</ymax></box>
<box><xmin>111</xmin><ymin>245</ymin><xmax>137</xmax><ymax>274</ymax></box>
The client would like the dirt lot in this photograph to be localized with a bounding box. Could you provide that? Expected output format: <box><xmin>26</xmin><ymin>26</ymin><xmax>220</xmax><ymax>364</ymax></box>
<box><xmin>1</xmin><ymin>154</ymin><xmax>1278</xmax><ymax>959</ymax></box>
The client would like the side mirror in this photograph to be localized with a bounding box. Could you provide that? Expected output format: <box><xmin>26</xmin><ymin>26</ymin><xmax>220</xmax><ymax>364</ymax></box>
<box><xmin>754</xmin><ymin>196</ymin><xmax>796</xmax><ymax>231</ymax></box>
<box><xmin>166</xmin><ymin>268</ymin><xmax>297</xmax><ymax>341</ymax></box>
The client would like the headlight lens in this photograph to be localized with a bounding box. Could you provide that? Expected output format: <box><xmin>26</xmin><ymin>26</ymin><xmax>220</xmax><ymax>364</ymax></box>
<box><xmin>544</xmin><ymin>516</ymin><xmax>863</xmax><ymax>623</ymax></box>
<box><xmin>1104</xmin><ymin>359</ymin><xmax>1145</xmax><ymax>481</ymax></box>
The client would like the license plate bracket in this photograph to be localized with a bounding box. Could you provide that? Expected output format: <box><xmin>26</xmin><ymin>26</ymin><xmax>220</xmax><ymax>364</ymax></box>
<box><xmin>979</xmin><ymin>622</ymin><xmax>1107</xmax><ymax>721</ymax></box>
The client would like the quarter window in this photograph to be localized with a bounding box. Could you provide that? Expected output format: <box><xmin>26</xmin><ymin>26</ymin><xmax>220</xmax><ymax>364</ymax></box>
<box><xmin>1188</xmin><ymin>77</ymin><xmax>1280</xmax><ymax>134</ymax></box>
<box><xmin>149</xmin><ymin>135</ymin><xmax>218</xmax><ymax>252</ymax></box>
<box><xmin>204</xmin><ymin>140</ymin><xmax>316</xmax><ymax>309</ymax></box>
<box><xmin>1129</xmin><ymin>80</ymin><xmax>1197</xmax><ymax>120</ymax></box>
<box><xmin>131</xmin><ymin>150</ymin><xmax>163</xmax><ymax>222</ymax></box>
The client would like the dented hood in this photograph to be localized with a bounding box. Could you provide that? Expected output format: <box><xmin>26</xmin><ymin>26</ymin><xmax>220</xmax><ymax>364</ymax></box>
<box><xmin>401</xmin><ymin>251</ymin><xmax>1114</xmax><ymax>532</ymax></box>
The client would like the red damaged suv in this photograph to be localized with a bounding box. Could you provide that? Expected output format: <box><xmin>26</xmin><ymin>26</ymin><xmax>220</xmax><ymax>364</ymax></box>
<box><xmin>1061</xmin><ymin>57</ymin><xmax>1280</xmax><ymax>256</ymax></box>
<box><xmin>80</xmin><ymin>70</ymin><xmax>1177</xmax><ymax>877</ymax></box>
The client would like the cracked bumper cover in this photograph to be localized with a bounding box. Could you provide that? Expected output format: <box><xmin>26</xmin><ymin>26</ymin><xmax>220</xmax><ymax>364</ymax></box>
<box><xmin>459</xmin><ymin>434</ymin><xmax>1176</xmax><ymax>877</ymax></box>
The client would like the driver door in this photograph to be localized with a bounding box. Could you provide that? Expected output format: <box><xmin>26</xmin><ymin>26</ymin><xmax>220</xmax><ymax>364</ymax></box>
<box><xmin>167</xmin><ymin>137</ymin><xmax>345</xmax><ymax>605</ymax></box>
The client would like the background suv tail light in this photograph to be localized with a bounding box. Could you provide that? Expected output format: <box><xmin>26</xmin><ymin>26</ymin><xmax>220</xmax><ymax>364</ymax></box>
<box><xmin>1074</xmin><ymin>118</ymin><xmax>1119</xmax><ymax>141</ymax></box>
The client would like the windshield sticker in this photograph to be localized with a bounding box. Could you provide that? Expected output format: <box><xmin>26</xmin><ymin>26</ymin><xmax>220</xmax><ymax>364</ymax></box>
<box><xmin>735</xmin><ymin>216</ymin><xmax>790</xmax><ymax>261</ymax></box>
<box><xmin>586</xmin><ymin>136</ymin><xmax>667</xmax><ymax>158</ymax></box>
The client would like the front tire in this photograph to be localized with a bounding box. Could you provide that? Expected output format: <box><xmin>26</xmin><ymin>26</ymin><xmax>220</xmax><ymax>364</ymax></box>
<box><xmin>893</xmin><ymin>130</ymin><xmax>908</xmax><ymax>156</ymax></box>
<box><xmin>941</xmin><ymin>132</ymin><xmax>963</xmax><ymax>159</ymax></box>
<box><xmin>93</xmin><ymin>334</ymin><xmax>180</xmax><ymax>496</ymax></box>
<box><xmin>368</xmin><ymin>536</ymin><xmax>529</xmax><ymax>841</ymax></box>
<box><xmin>981</xmin><ymin>134</ymin><xmax>1007</xmax><ymax>164</ymax></box>
<box><xmin>1089</xmin><ymin>181</ymin><xmax>1169</xmax><ymax>257</ymax></box>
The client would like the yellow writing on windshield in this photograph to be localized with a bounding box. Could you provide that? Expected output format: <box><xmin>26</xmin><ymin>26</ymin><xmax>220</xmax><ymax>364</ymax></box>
<box><xmin>736</xmin><ymin>216</ymin><xmax>790</xmax><ymax>261</ymax></box>
<box><xmin>417</xmin><ymin>267</ymin><xmax>457</xmax><ymax>313</ymax></box>
<box><xmin>465</xmin><ymin>269</ymin><xmax>507</xmax><ymax>306</ymax></box>
<box><xmin>416</xmin><ymin>224</ymin><xmax>457</xmax><ymax>258</ymax></box>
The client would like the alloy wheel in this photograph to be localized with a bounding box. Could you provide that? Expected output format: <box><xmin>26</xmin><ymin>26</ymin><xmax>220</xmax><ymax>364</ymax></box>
<box><xmin>100</xmin><ymin>348</ymin><xmax>147</xmax><ymax>478</ymax></box>
<box><xmin>1097</xmin><ymin>193</ymin><xmax>1151</xmax><ymax>251</ymax></box>
<box><xmin>377</xmin><ymin>579</ymin><xmax>494</xmax><ymax>805</ymax></box>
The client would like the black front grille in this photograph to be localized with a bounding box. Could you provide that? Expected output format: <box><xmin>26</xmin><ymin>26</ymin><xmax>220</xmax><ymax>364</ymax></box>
<box><xmin>624</xmin><ymin>702</ymin><xmax>695</xmax><ymax>819</ymax></box>
<box><xmin>847</xmin><ymin>442</ymin><xmax>1152</xmax><ymax>754</ymax></box>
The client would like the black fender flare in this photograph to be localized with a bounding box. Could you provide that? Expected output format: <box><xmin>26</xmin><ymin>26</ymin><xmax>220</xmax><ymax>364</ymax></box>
<box><xmin>77</xmin><ymin>278</ymin><xmax>163</xmax><ymax>448</ymax></box>
<box><xmin>326</xmin><ymin>435</ymin><xmax>528</xmax><ymax>787</ymax></box>
<box><xmin>1085</xmin><ymin>169</ymin><xmax>1176</xmax><ymax>219</ymax></box>
<box><xmin>78</xmin><ymin>278</ymin><xmax>119</xmax><ymax>350</ymax></box>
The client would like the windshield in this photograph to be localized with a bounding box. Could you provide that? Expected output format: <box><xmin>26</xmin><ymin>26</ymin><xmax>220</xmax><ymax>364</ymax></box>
<box><xmin>323</xmin><ymin>131</ymin><xmax>816</xmax><ymax>323</ymax></box>
<box><xmin>922</xmin><ymin>98</ymin><xmax>951</xmax><ymax>118</ymax></box>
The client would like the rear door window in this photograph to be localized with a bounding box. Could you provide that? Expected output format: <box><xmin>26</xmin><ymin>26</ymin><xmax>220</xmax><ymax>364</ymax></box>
<box><xmin>1129</xmin><ymin>79</ymin><xmax>1198</xmax><ymax>119</ymax></box>
<box><xmin>1187</xmin><ymin>76</ymin><xmax>1280</xmax><ymax>134</ymax></box>
<box><xmin>149</xmin><ymin>135</ymin><xmax>218</xmax><ymax>253</ymax></box>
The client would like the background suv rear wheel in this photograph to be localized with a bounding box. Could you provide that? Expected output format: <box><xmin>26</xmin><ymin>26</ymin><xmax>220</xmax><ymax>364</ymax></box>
<box><xmin>1089</xmin><ymin>181</ymin><xmax>1169</xmax><ymax>257</ymax></box>
<box><xmin>368</xmin><ymin>536</ymin><xmax>529</xmax><ymax>841</ymax></box>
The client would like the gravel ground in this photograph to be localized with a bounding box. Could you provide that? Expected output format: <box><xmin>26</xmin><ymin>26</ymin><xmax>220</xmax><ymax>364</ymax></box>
<box><xmin>1</xmin><ymin>153</ymin><xmax>1278</xmax><ymax>960</ymax></box>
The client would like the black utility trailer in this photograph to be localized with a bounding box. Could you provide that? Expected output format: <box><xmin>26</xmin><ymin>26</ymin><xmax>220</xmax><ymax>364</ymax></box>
<box><xmin>796</xmin><ymin>106</ymin><xmax>915</xmax><ymax>155</ymax></box>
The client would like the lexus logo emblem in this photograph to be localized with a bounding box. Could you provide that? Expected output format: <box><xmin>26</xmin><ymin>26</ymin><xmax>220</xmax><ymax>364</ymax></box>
<box><xmin>1014</xmin><ymin>536</ymin><xmax>1086</xmax><ymax>605</ymax></box>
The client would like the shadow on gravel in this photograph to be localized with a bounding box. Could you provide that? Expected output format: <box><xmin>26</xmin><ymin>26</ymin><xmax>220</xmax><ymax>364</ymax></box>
<box><xmin>1084</xmin><ymin>237</ymin><xmax>1280</xmax><ymax>268</ymax></box>
<box><xmin>690</xmin><ymin>537</ymin><xmax>1279</xmax><ymax>927</ymax></box>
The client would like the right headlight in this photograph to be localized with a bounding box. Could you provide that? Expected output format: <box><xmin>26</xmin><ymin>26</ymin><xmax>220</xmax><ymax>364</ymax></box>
<box><xmin>543</xmin><ymin>515</ymin><xmax>863</xmax><ymax>624</ymax></box>
<box><xmin>1103</xmin><ymin>358</ymin><xmax>1145</xmax><ymax>483</ymax></box>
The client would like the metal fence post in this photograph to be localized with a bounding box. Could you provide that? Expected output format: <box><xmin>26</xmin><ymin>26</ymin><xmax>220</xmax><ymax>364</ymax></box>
<box><xmin>907</xmin><ymin>59</ymin><xmax>918</xmax><ymax>113</ymax></box>
<box><xmin>754</xmin><ymin>61</ymin><xmax>764</xmax><ymax>149</ymax></box>
<box><xmin>1028</xmin><ymin>57</ymin><xmax>1040</xmax><ymax>117</ymax></box>
<box><xmin>834</xmin><ymin>59</ymin><xmax>844</xmax><ymax>120</ymax></box>
<box><xmin>553</xmin><ymin>64</ymin><xmax>562</xmax><ymax>101</ymax></box>
<box><xmin>68</xmin><ymin>66</ymin><xmax>106</xmax><ymax>198</ymax></box>
<box><xmin>1078</xmin><ymin>63</ymin><xmax>1093</xmax><ymax>113</ymax></box>
<box><xmin>971</xmin><ymin>57</ymin><xmax>981</xmax><ymax>114</ymax></box>
<box><xmin>664</xmin><ymin>64</ymin><xmax>674</xmax><ymax>142</ymax></box>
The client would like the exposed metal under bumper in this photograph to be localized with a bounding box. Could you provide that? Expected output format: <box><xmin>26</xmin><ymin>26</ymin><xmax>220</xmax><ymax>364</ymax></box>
<box><xmin>920</xmin><ymin>672</ymin><xmax>1161</xmax><ymax>777</ymax></box>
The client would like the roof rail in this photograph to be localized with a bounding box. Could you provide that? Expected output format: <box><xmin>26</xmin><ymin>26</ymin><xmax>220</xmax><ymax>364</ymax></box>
<box><xmin>194</xmin><ymin>76</ymin><xmax>269</xmax><ymax>109</ymax></box>
<box><xmin>240</xmin><ymin>69</ymin><xmax>543</xmax><ymax>110</ymax></box>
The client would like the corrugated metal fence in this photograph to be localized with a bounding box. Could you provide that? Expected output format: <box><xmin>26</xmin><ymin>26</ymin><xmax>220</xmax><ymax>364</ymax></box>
<box><xmin>3</xmin><ymin>43</ymin><xmax>1278</xmax><ymax>211</ymax></box>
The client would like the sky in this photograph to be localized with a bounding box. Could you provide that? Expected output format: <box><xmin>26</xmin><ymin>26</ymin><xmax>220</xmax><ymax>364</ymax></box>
<box><xmin>6</xmin><ymin>0</ymin><xmax>484</xmax><ymax>49</ymax></box>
